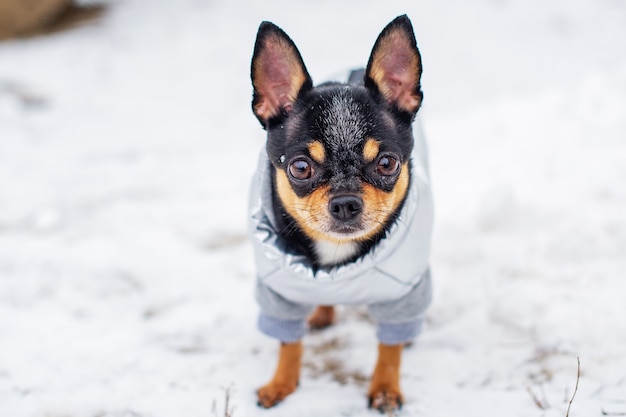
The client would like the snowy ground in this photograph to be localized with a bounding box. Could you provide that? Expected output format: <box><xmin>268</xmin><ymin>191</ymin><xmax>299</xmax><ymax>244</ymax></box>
<box><xmin>1</xmin><ymin>1</ymin><xmax>625</xmax><ymax>416</ymax></box>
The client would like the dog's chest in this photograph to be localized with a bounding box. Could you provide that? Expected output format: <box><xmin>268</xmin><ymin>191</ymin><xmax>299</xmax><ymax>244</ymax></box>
<box><xmin>314</xmin><ymin>240</ymin><xmax>359</xmax><ymax>266</ymax></box>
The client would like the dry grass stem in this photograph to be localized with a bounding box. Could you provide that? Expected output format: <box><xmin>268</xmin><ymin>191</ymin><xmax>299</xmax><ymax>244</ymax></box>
<box><xmin>527</xmin><ymin>385</ymin><xmax>550</xmax><ymax>410</ymax></box>
<box><xmin>212</xmin><ymin>385</ymin><xmax>235</xmax><ymax>417</ymax></box>
<box><xmin>565</xmin><ymin>357</ymin><xmax>581</xmax><ymax>417</ymax></box>
<box><xmin>601</xmin><ymin>409</ymin><xmax>626</xmax><ymax>416</ymax></box>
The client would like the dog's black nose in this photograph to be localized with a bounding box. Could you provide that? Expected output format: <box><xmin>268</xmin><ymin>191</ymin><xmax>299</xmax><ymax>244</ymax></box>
<box><xmin>329</xmin><ymin>195</ymin><xmax>363</xmax><ymax>221</ymax></box>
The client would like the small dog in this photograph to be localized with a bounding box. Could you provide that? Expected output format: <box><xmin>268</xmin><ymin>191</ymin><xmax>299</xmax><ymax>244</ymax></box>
<box><xmin>249</xmin><ymin>15</ymin><xmax>434</xmax><ymax>412</ymax></box>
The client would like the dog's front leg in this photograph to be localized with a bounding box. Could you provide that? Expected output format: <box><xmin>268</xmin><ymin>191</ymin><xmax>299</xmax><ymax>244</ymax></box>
<box><xmin>257</xmin><ymin>340</ymin><xmax>302</xmax><ymax>408</ymax></box>
<box><xmin>368</xmin><ymin>343</ymin><xmax>404</xmax><ymax>412</ymax></box>
<box><xmin>307</xmin><ymin>305</ymin><xmax>335</xmax><ymax>329</ymax></box>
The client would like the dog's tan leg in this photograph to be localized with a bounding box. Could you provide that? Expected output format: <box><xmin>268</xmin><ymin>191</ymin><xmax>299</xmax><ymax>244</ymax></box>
<box><xmin>307</xmin><ymin>305</ymin><xmax>335</xmax><ymax>330</ymax></box>
<box><xmin>368</xmin><ymin>343</ymin><xmax>404</xmax><ymax>412</ymax></box>
<box><xmin>257</xmin><ymin>341</ymin><xmax>302</xmax><ymax>408</ymax></box>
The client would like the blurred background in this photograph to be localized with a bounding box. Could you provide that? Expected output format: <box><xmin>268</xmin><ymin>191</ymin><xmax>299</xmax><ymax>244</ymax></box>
<box><xmin>1</xmin><ymin>1</ymin><xmax>625</xmax><ymax>416</ymax></box>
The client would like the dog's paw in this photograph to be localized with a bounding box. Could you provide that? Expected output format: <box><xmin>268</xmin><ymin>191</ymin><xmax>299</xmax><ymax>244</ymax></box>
<box><xmin>256</xmin><ymin>381</ymin><xmax>298</xmax><ymax>408</ymax></box>
<box><xmin>368</xmin><ymin>388</ymin><xmax>404</xmax><ymax>414</ymax></box>
<box><xmin>307</xmin><ymin>305</ymin><xmax>335</xmax><ymax>330</ymax></box>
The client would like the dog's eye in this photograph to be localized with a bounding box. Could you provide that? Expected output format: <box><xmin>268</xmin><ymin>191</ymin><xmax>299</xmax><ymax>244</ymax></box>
<box><xmin>288</xmin><ymin>159</ymin><xmax>313</xmax><ymax>180</ymax></box>
<box><xmin>376</xmin><ymin>155</ymin><xmax>400</xmax><ymax>176</ymax></box>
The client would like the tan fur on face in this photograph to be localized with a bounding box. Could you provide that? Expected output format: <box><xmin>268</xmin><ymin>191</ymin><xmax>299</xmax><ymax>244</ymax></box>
<box><xmin>275</xmin><ymin>162</ymin><xmax>410</xmax><ymax>243</ymax></box>
<box><xmin>307</xmin><ymin>140</ymin><xmax>325</xmax><ymax>164</ymax></box>
<box><xmin>359</xmin><ymin>162</ymin><xmax>409</xmax><ymax>241</ymax></box>
<box><xmin>275</xmin><ymin>169</ymin><xmax>336</xmax><ymax>242</ymax></box>
<box><xmin>363</xmin><ymin>138</ymin><xmax>380</xmax><ymax>162</ymax></box>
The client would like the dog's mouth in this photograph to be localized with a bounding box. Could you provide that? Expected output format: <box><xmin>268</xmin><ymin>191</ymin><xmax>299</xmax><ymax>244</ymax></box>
<box><xmin>328</xmin><ymin>221</ymin><xmax>364</xmax><ymax>235</ymax></box>
<box><xmin>321</xmin><ymin>218</ymin><xmax>384</xmax><ymax>244</ymax></box>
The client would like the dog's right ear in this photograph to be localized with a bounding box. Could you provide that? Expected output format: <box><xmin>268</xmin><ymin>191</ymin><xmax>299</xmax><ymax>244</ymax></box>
<box><xmin>251</xmin><ymin>22</ymin><xmax>312</xmax><ymax>127</ymax></box>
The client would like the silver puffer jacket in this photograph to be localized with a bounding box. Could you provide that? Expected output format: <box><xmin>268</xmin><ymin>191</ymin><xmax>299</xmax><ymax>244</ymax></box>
<box><xmin>248</xmin><ymin>117</ymin><xmax>433</xmax><ymax>306</ymax></box>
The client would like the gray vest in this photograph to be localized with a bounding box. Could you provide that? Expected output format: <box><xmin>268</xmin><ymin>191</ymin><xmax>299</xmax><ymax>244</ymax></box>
<box><xmin>249</xmin><ymin>117</ymin><xmax>434</xmax><ymax>306</ymax></box>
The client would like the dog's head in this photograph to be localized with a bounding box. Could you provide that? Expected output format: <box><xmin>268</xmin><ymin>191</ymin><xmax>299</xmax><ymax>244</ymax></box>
<box><xmin>251</xmin><ymin>15</ymin><xmax>423</xmax><ymax>265</ymax></box>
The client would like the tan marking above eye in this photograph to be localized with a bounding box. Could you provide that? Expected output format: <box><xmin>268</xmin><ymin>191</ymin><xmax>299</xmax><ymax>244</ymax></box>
<box><xmin>307</xmin><ymin>140</ymin><xmax>326</xmax><ymax>164</ymax></box>
<box><xmin>363</xmin><ymin>139</ymin><xmax>381</xmax><ymax>162</ymax></box>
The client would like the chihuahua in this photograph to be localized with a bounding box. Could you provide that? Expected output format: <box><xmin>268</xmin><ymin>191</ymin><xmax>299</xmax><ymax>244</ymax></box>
<box><xmin>249</xmin><ymin>15</ymin><xmax>434</xmax><ymax>412</ymax></box>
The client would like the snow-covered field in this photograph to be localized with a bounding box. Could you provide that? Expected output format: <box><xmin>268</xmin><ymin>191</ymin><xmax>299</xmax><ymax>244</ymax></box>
<box><xmin>1</xmin><ymin>1</ymin><xmax>625</xmax><ymax>416</ymax></box>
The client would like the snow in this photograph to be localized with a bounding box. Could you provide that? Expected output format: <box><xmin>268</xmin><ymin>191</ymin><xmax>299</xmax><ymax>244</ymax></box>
<box><xmin>1</xmin><ymin>0</ymin><xmax>625</xmax><ymax>416</ymax></box>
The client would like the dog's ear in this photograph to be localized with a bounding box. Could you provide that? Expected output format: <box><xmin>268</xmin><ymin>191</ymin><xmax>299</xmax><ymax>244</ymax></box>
<box><xmin>251</xmin><ymin>22</ymin><xmax>312</xmax><ymax>126</ymax></box>
<box><xmin>365</xmin><ymin>15</ymin><xmax>423</xmax><ymax>115</ymax></box>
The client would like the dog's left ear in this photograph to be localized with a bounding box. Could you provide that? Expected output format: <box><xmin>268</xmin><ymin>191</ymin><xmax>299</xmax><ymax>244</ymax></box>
<box><xmin>365</xmin><ymin>15</ymin><xmax>423</xmax><ymax>115</ymax></box>
<box><xmin>251</xmin><ymin>21</ymin><xmax>313</xmax><ymax>127</ymax></box>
